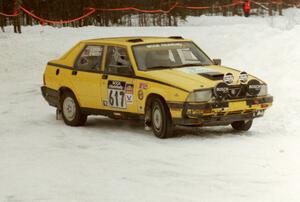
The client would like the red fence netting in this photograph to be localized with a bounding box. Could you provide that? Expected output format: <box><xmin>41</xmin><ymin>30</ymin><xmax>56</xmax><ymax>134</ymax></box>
<box><xmin>0</xmin><ymin>1</ymin><xmax>299</xmax><ymax>25</ymax></box>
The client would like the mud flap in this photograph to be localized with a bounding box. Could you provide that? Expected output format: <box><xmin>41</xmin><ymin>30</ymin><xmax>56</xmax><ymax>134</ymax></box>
<box><xmin>144</xmin><ymin>107</ymin><xmax>152</xmax><ymax>131</ymax></box>
<box><xmin>56</xmin><ymin>109</ymin><xmax>62</xmax><ymax>120</ymax></box>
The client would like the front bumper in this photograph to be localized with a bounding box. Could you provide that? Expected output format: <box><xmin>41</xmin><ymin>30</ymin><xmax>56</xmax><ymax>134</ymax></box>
<box><xmin>168</xmin><ymin>96</ymin><xmax>273</xmax><ymax>126</ymax></box>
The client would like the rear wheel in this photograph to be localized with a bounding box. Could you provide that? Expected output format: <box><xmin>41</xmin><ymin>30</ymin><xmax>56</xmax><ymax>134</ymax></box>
<box><xmin>151</xmin><ymin>97</ymin><xmax>174</xmax><ymax>138</ymax></box>
<box><xmin>61</xmin><ymin>91</ymin><xmax>87</xmax><ymax>126</ymax></box>
<box><xmin>231</xmin><ymin>120</ymin><xmax>253</xmax><ymax>131</ymax></box>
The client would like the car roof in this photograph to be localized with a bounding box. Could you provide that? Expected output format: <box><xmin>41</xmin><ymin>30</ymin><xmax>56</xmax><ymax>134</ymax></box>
<box><xmin>82</xmin><ymin>36</ymin><xmax>192</xmax><ymax>46</ymax></box>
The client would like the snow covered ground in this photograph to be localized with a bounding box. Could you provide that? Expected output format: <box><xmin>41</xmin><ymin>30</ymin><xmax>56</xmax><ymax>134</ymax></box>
<box><xmin>1</xmin><ymin>11</ymin><xmax>300</xmax><ymax>202</ymax></box>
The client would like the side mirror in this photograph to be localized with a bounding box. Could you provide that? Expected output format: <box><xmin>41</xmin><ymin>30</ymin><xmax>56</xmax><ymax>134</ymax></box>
<box><xmin>213</xmin><ymin>59</ymin><xmax>221</xmax><ymax>65</ymax></box>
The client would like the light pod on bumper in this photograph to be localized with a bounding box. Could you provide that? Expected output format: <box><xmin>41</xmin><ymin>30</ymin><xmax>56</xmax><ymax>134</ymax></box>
<box><xmin>239</xmin><ymin>71</ymin><xmax>248</xmax><ymax>84</ymax></box>
<box><xmin>214</xmin><ymin>82</ymin><xmax>229</xmax><ymax>99</ymax></box>
<box><xmin>223</xmin><ymin>73</ymin><xmax>234</xmax><ymax>84</ymax></box>
<box><xmin>247</xmin><ymin>79</ymin><xmax>262</xmax><ymax>96</ymax></box>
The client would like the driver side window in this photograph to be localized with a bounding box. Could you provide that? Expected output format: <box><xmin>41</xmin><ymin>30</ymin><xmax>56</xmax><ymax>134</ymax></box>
<box><xmin>105</xmin><ymin>46</ymin><xmax>133</xmax><ymax>76</ymax></box>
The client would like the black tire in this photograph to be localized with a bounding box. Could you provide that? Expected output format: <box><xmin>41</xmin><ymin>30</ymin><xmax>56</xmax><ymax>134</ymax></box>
<box><xmin>61</xmin><ymin>91</ymin><xmax>87</xmax><ymax>126</ymax></box>
<box><xmin>150</xmin><ymin>97</ymin><xmax>174</xmax><ymax>138</ymax></box>
<box><xmin>231</xmin><ymin>120</ymin><xmax>253</xmax><ymax>131</ymax></box>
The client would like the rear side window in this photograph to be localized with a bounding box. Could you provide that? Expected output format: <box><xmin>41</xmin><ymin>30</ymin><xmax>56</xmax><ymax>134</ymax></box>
<box><xmin>76</xmin><ymin>45</ymin><xmax>104</xmax><ymax>72</ymax></box>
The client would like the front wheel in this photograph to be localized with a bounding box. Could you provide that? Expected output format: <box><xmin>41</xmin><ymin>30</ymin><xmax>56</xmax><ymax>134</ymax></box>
<box><xmin>231</xmin><ymin>120</ymin><xmax>253</xmax><ymax>131</ymax></box>
<box><xmin>61</xmin><ymin>91</ymin><xmax>87</xmax><ymax>126</ymax></box>
<box><xmin>151</xmin><ymin>98</ymin><xmax>174</xmax><ymax>138</ymax></box>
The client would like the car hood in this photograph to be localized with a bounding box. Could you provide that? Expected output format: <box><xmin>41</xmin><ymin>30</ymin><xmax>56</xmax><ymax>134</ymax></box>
<box><xmin>138</xmin><ymin>65</ymin><xmax>263</xmax><ymax>92</ymax></box>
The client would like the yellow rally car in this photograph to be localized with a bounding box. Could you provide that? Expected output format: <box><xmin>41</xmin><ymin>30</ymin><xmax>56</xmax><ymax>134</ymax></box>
<box><xmin>41</xmin><ymin>36</ymin><xmax>273</xmax><ymax>138</ymax></box>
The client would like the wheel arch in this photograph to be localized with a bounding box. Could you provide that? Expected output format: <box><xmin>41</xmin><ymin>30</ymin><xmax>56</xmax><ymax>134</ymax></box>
<box><xmin>59</xmin><ymin>86</ymin><xmax>73</xmax><ymax>96</ymax></box>
<box><xmin>145</xmin><ymin>93</ymin><xmax>174</xmax><ymax>138</ymax></box>
<box><xmin>58</xmin><ymin>86</ymin><xmax>82</xmax><ymax>107</ymax></box>
<box><xmin>145</xmin><ymin>93</ymin><xmax>169</xmax><ymax>114</ymax></box>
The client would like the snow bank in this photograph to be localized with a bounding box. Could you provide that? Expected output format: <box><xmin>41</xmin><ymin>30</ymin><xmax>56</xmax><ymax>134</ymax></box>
<box><xmin>266</xmin><ymin>8</ymin><xmax>300</xmax><ymax>30</ymax></box>
<box><xmin>0</xmin><ymin>15</ymin><xmax>300</xmax><ymax>202</ymax></box>
<box><xmin>181</xmin><ymin>8</ymin><xmax>300</xmax><ymax>30</ymax></box>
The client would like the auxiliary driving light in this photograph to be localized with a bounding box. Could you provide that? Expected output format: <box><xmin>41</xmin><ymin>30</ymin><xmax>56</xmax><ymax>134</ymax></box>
<box><xmin>247</xmin><ymin>79</ymin><xmax>262</xmax><ymax>96</ymax></box>
<box><xmin>239</xmin><ymin>71</ymin><xmax>248</xmax><ymax>84</ymax></box>
<box><xmin>223</xmin><ymin>73</ymin><xmax>234</xmax><ymax>84</ymax></box>
<box><xmin>214</xmin><ymin>82</ymin><xmax>229</xmax><ymax>99</ymax></box>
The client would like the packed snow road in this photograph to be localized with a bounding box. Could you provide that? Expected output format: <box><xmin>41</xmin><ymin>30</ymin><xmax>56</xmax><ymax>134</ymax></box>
<box><xmin>0</xmin><ymin>14</ymin><xmax>300</xmax><ymax>202</ymax></box>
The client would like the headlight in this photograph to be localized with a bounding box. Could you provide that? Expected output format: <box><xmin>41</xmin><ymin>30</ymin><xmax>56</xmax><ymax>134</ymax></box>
<box><xmin>186</xmin><ymin>89</ymin><xmax>212</xmax><ymax>102</ymax></box>
<box><xmin>257</xmin><ymin>84</ymin><xmax>268</xmax><ymax>96</ymax></box>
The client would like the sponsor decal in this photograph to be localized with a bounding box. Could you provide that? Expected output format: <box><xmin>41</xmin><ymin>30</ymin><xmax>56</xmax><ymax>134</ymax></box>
<box><xmin>138</xmin><ymin>90</ymin><xmax>144</xmax><ymax>100</ymax></box>
<box><xmin>139</xmin><ymin>83</ymin><xmax>148</xmax><ymax>90</ymax></box>
<box><xmin>146</xmin><ymin>43</ymin><xmax>182</xmax><ymax>48</ymax></box>
<box><xmin>125</xmin><ymin>84</ymin><xmax>134</xmax><ymax>94</ymax></box>
<box><xmin>108</xmin><ymin>80</ymin><xmax>125</xmax><ymax>90</ymax></box>
<box><xmin>125</xmin><ymin>84</ymin><xmax>134</xmax><ymax>104</ymax></box>
<box><xmin>249</xmin><ymin>85</ymin><xmax>261</xmax><ymax>90</ymax></box>
<box><xmin>90</xmin><ymin>46</ymin><xmax>103</xmax><ymax>56</ymax></box>
<box><xmin>126</xmin><ymin>94</ymin><xmax>134</xmax><ymax>104</ymax></box>
<box><xmin>177</xmin><ymin>66</ymin><xmax>216</xmax><ymax>74</ymax></box>
<box><xmin>107</xmin><ymin>80</ymin><xmax>126</xmax><ymax>108</ymax></box>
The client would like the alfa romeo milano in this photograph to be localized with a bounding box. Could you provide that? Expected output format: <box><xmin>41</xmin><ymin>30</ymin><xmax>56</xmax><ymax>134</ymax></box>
<box><xmin>41</xmin><ymin>36</ymin><xmax>273</xmax><ymax>138</ymax></box>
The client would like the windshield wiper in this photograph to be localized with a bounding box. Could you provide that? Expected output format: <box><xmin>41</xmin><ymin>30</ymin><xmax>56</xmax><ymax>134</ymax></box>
<box><xmin>147</xmin><ymin>65</ymin><xmax>171</xmax><ymax>70</ymax></box>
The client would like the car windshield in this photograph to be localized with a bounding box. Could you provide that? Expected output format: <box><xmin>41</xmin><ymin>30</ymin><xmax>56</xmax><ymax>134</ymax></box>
<box><xmin>132</xmin><ymin>42</ymin><xmax>213</xmax><ymax>71</ymax></box>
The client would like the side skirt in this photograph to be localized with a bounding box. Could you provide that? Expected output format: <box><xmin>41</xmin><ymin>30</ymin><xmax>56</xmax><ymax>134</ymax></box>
<box><xmin>81</xmin><ymin>108</ymin><xmax>144</xmax><ymax>121</ymax></box>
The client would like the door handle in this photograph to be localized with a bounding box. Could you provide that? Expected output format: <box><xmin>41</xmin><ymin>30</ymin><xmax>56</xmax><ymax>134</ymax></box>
<box><xmin>72</xmin><ymin>70</ymin><xmax>77</xmax><ymax>75</ymax></box>
<box><xmin>102</xmin><ymin>74</ymin><xmax>108</xmax><ymax>80</ymax></box>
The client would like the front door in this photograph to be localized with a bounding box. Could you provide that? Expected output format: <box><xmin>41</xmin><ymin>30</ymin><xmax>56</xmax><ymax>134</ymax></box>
<box><xmin>101</xmin><ymin>46</ymin><xmax>136</xmax><ymax>113</ymax></box>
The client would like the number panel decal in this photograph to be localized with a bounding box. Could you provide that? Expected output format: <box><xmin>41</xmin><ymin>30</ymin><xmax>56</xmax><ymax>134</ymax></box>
<box><xmin>107</xmin><ymin>80</ymin><xmax>134</xmax><ymax>109</ymax></box>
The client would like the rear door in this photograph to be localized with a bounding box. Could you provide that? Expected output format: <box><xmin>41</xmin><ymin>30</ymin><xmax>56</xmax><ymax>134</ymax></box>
<box><xmin>101</xmin><ymin>46</ymin><xmax>136</xmax><ymax>113</ymax></box>
<box><xmin>71</xmin><ymin>45</ymin><xmax>104</xmax><ymax>109</ymax></box>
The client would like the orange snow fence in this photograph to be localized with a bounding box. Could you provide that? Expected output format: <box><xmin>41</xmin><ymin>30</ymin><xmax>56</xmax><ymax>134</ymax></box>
<box><xmin>91</xmin><ymin>2</ymin><xmax>179</xmax><ymax>13</ymax></box>
<box><xmin>0</xmin><ymin>10</ymin><xmax>19</xmax><ymax>17</ymax></box>
<box><xmin>19</xmin><ymin>6</ymin><xmax>96</xmax><ymax>25</ymax></box>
